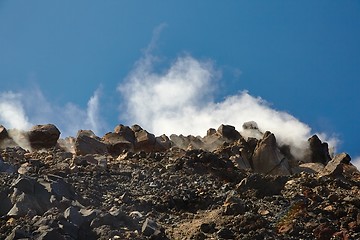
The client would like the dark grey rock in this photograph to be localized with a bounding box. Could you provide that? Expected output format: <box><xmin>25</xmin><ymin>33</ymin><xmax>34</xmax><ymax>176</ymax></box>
<box><xmin>307</xmin><ymin>135</ymin><xmax>331</xmax><ymax>164</ymax></box>
<box><xmin>142</xmin><ymin>218</ymin><xmax>159</xmax><ymax>236</ymax></box>
<box><xmin>64</xmin><ymin>206</ymin><xmax>85</xmax><ymax>227</ymax></box>
<box><xmin>0</xmin><ymin>125</ymin><xmax>9</xmax><ymax>141</ymax></box>
<box><xmin>36</xmin><ymin>227</ymin><xmax>64</xmax><ymax>240</ymax></box>
<box><xmin>5</xmin><ymin>226</ymin><xmax>28</xmax><ymax>240</ymax></box>
<box><xmin>12</xmin><ymin>176</ymin><xmax>35</xmax><ymax>194</ymax></box>
<box><xmin>217</xmin><ymin>228</ymin><xmax>234</xmax><ymax>239</ymax></box>
<box><xmin>0</xmin><ymin>156</ymin><xmax>16</xmax><ymax>173</ymax></box>
<box><xmin>200</xmin><ymin>222</ymin><xmax>216</xmax><ymax>233</ymax></box>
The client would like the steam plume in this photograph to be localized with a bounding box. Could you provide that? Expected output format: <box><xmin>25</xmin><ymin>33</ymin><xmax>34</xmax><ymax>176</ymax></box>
<box><xmin>0</xmin><ymin>92</ymin><xmax>32</xmax><ymax>130</ymax></box>
<box><xmin>119</xmin><ymin>52</ymin><xmax>338</xmax><ymax>159</ymax></box>
<box><xmin>0</xmin><ymin>87</ymin><xmax>105</xmax><ymax>137</ymax></box>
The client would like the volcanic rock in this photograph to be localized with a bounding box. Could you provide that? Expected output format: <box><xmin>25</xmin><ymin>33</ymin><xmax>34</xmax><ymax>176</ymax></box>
<box><xmin>142</xmin><ymin>218</ymin><xmax>161</xmax><ymax>236</ymax></box>
<box><xmin>64</xmin><ymin>206</ymin><xmax>86</xmax><ymax>227</ymax></box>
<box><xmin>0</xmin><ymin>125</ymin><xmax>8</xmax><ymax>141</ymax></box>
<box><xmin>252</xmin><ymin>131</ymin><xmax>291</xmax><ymax>175</ymax></box>
<box><xmin>114</xmin><ymin>124</ymin><xmax>136</xmax><ymax>142</ymax></box>
<box><xmin>217</xmin><ymin>124</ymin><xmax>241</xmax><ymax>141</ymax></box>
<box><xmin>28</xmin><ymin>124</ymin><xmax>61</xmax><ymax>149</ymax></box>
<box><xmin>74</xmin><ymin>130</ymin><xmax>107</xmax><ymax>155</ymax></box>
<box><xmin>134</xmin><ymin>129</ymin><xmax>156</xmax><ymax>152</ymax></box>
<box><xmin>319</xmin><ymin>152</ymin><xmax>351</xmax><ymax>177</ymax></box>
<box><xmin>0</xmin><ymin>156</ymin><xmax>16</xmax><ymax>173</ymax></box>
<box><xmin>154</xmin><ymin>134</ymin><xmax>172</xmax><ymax>151</ymax></box>
<box><xmin>298</xmin><ymin>162</ymin><xmax>325</xmax><ymax>174</ymax></box>
<box><xmin>102</xmin><ymin>132</ymin><xmax>133</xmax><ymax>155</ymax></box>
<box><xmin>307</xmin><ymin>135</ymin><xmax>331</xmax><ymax>164</ymax></box>
<box><xmin>0</xmin><ymin>123</ymin><xmax>359</xmax><ymax>239</ymax></box>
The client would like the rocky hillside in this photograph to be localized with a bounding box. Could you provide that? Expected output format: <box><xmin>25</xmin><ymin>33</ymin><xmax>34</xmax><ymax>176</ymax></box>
<box><xmin>0</xmin><ymin>123</ymin><xmax>359</xmax><ymax>240</ymax></box>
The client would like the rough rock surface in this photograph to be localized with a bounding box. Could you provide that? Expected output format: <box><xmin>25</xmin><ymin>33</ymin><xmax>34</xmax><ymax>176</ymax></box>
<box><xmin>0</xmin><ymin>125</ymin><xmax>8</xmax><ymax>141</ymax></box>
<box><xmin>252</xmin><ymin>131</ymin><xmax>291</xmax><ymax>175</ymax></box>
<box><xmin>28</xmin><ymin>124</ymin><xmax>61</xmax><ymax>149</ymax></box>
<box><xmin>0</xmin><ymin>123</ymin><xmax>359</xmax><ymax>239</ymax></box>
<box><xmin>75</xmin><ymin>130</ymin><xmax>108</xmax><ymax>156</ymax></box>
<box><xmin>308</xmin><ymin>135</ymin><xmax>332</xmax><ymax>164</ymax></box>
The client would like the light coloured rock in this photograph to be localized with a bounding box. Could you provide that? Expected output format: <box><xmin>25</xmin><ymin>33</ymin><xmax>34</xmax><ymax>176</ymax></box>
<box><xmin>252</xmin><ymin>131</ymin><xmax>291</xmax><ymax>175</ymax></box>
<box><xmin>298</xmin><ymin>162</ymin><xmax>325</xmax><ymax>174</ymax></box>
<box><xmin>319</xmin><ymin>153</ymin><xmax>351</xmax><ymax>177</ymax></box>
<box><xmin>74</xmin><ymin>130</ymin><xmax>108</xmax><ymax>155</ymax></box>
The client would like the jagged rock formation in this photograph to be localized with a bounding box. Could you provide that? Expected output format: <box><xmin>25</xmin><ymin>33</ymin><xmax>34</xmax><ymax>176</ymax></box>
<box><xmin>252</xmin><ymin>131</ymin><xmax>291</xmax><ymax>175</ymax></box>
<box><xmin>0</xmin><ymin>123</ymin><xmax>359</xmax><ymax>239</ymax></box>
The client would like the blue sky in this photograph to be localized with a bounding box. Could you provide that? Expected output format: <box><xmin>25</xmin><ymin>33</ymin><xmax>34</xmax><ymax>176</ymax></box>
<box><xmin>0</xmin><ymin>1</ymin><xmax>360</xmax><ymax>161</ymax></box>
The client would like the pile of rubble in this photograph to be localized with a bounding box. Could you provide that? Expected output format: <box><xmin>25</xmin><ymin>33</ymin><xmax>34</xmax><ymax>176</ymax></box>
<box><xmin>0</xmin><ymin>123</ymin><xmax>359</xmax><ymax>239</ymax></box>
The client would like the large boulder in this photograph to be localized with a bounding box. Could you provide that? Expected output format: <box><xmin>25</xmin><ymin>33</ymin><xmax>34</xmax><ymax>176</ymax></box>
<box><xmin>27</xmin><ymin>124</ymin><xmax>61</xmax><ymax>149</ymax></box>
<box><xmin>319</xmin><ymin>152</ymin><xmax>351</xmax><ymax>177</ymax></box>
<box><xmin>154</xmin><ymin>134</ymin><xmax>172</xmax><ymax>151</ymax></box>
<box><xmin>134</xmin><ymin>130</ymin><xmax>156</xmax><ymax>152</ymax></box>
<box><xmin>217</xmin><ymin>124</ymin><xmax>241</xmax><ymax>141</ymax></box>
<box><xmin>114</xmin><ymin>124</ymin><xmax>136</xmax><ymax>143</ymax></box>
<box><xmin>74</xmin><ymin>130</ymin><xmax>107</xmax><ymax>156</ymax></box>
<box><xmin>307</xmin><ymin>135</ymin><xmax>331</xmax><ymax>164</ymax></box>
<box><xmin>252</xmin><ymin>131</ymin><xmax>291</xmax><ymax>175</ymax></box>
<box><xmin>102</xmin><ymin>132</ymin><xmax>134</xmax><ymax>155</ymax></box>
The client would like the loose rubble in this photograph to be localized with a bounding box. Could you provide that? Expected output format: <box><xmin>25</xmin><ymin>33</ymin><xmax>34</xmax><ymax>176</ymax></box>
<box><xmin>0</xmin><ymin>123</ymin><xmax>359</xmax><ymax>239</ymax></box>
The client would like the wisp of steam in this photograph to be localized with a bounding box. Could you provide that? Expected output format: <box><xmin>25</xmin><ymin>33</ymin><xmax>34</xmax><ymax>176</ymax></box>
<box><xmin>118</xmin><ymin>52</ymin><xmax>338</xmax><ymax>159</ymax></box>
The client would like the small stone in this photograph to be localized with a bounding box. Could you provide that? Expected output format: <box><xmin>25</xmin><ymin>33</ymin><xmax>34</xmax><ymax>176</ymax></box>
<box><xmin>217</xmin><ymin>228</ymin><xmax>234</xmax><ymax>239</ymax></box>
<box><xmin>328</xmin><ymin>193</ymin><xmax>339</xmax><ymax>202</ymax></box>
<box><xmin>64</xmin><ymin>206</ymin><xmax>85</xmax><ymax>227</ymax></box>
<box><xmin>142</xmin><ymin>218</ymin><xmax>159</xmax><ymax>236</ymax></box>
<box><xmin>200</xmin><ymin>222</ymin><xmax>216</xmax><ymax>233</ymax></box>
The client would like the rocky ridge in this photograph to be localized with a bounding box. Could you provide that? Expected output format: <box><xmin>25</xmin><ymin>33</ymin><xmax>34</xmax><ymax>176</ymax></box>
<box><xmin>0</xmin><ymin>123</ymin><xmax>359</xmax><ymax>239</ymax></box>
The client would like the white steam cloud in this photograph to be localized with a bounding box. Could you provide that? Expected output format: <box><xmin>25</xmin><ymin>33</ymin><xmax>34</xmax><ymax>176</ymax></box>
<box><xmin>0</xmin><ymin>87</ymin><xmax>105</xmax><ymax>137</ymax></box>
<box><xmin>118</xmin><ymin>52</ymin><xmax>338</xmax><ymax>159</ymax></box>
<box><xmin>85</xmin><ymin>88</ymin><xmax>103</xmax><ymax>135</ymax></box>
<box><xmin>0</xmin><ymin>92</ymin><xmax>32</xmax><ymax>130</ymax></box>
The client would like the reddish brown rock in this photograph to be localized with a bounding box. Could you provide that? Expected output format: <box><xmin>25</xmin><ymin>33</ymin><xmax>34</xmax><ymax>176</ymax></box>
<box><xmin>154</xmin><ymin>135</ymin><xmax>172</xmax><ymax>151</ymax></box>
<box><xmin>134</xmin><ymin>130</ymin><xmax>156</xmax><ymax>152</ymax></box>
<box><xmin>74</xmin><ymin>130</ymin><xmax>107</xmax><ymax>156</ymax></box>
<box><xmin>319</xmin><ymin>152</ymin><xmax>351</xmax><ymax>177</ymax></box>
<box><xmin>28</xmin><ymin>124</ymin><xmax>61</xmax><ymax>149</ymax></box>
<box><xmin>217</xmin><ymin>124</ymin><xmax>241</xmax><ymax>141</ymax></box>
<box><xmin>113</xmin><ymin>124</ymin><xmax>136</xmax><ymax>144</ymax></box>
<box><xmin>102</xmin><ymin>132</ymin><xmax>134</xmax><ymax>155</ymax></box>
